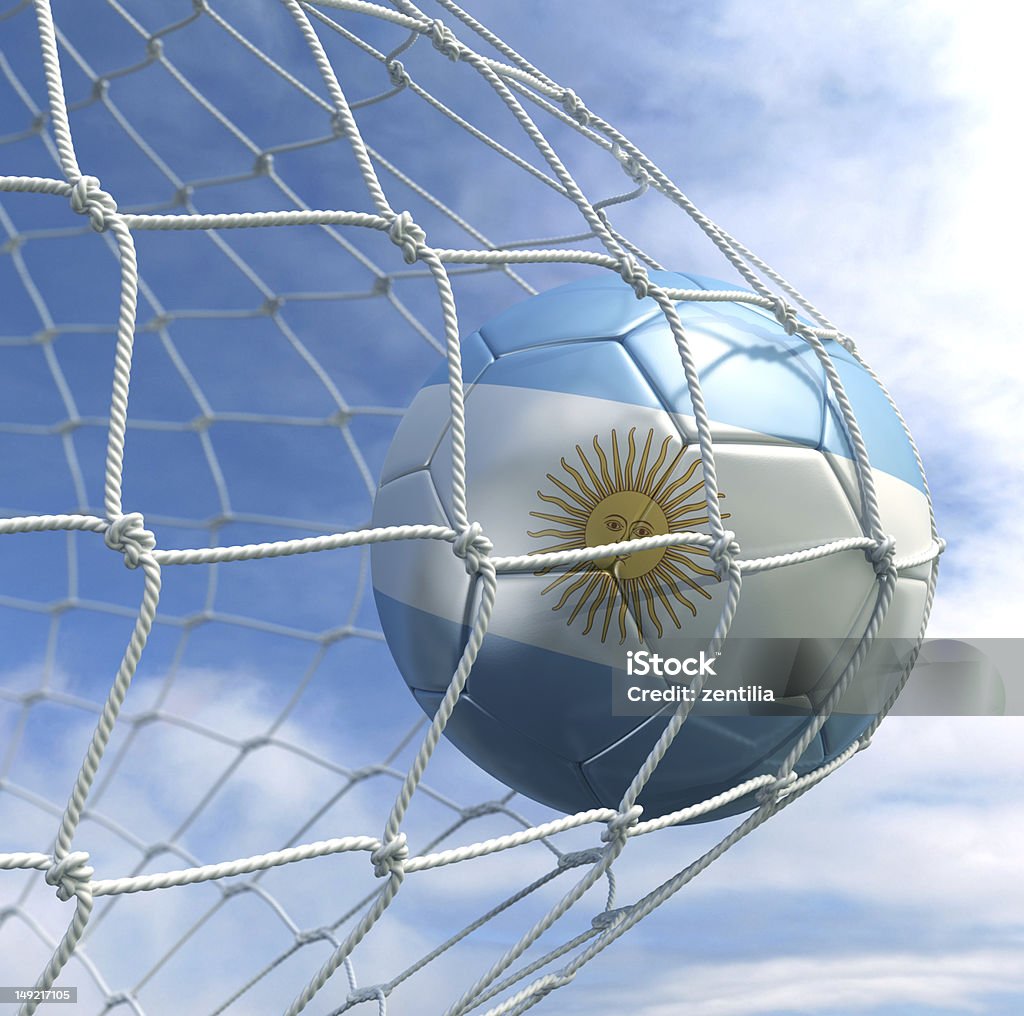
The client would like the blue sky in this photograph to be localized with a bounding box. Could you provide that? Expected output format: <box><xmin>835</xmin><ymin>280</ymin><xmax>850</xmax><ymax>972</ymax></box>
<box><xmin>1</xmin><ymin>1</ymin><xmax>1022</xmax><ymax>1014</ymax></box>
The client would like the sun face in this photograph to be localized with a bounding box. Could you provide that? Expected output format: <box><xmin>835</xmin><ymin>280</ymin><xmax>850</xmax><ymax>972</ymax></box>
<box><xmin>528</xmin><ymin>427</ymin><xmax>729</xmax><ymax>644</ymax></box>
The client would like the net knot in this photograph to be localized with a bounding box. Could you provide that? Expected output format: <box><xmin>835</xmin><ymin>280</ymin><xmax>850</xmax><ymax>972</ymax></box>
<box><xmin>531</xmin><ymin>972</ymin><xmax>574</xmax><ymax>999</ymax></box>
<box><xmin>710</xmin><ymin>530</ymin><xmax>740</xmax><ymax>579</ymax></box>
<box><xmin>557</xmin><ymin>848</ymin><xmax>604</xmax><ymax>869</ymax></box>
<box><xmin>371</xmin><ymin>833</ymin><xmax>409</xmax><ymax>878</ymax></box>
<box><xmin>348</xmin><ymin>986</ymin><xmax>387</xmax><ymax>1006</ymax></box>
<box><xmin>387</xmin><ymin>58</ymin><xmax>411</xmax><ymax>89</ymax></box>
<box><xmin>611</xmin><ymin>143</ymin><xmax>649</xmax><ymax>186</ymax></box>
<box><xmin>617</xmin><ymin>256</ymin><xmax>650</xmax><ymax>298</ymax></box>
<box><xmin>868</xmin><ymin>535</ymin><xmax>896</xmax><ymax>576</ymax></box>
<box><xmin>460</xmin><ymin>801</ymin><xmax>499</xmax><ymax>820</ymax></box>
<box><xmin>45</xmin><ymin>851</ymin><xmax>94</xmax><ymax>902</ymax></box>
<box><xmin>592</xmin><ymin>905</ymin><xmax>632</xmax><ymax>930</ymax></box>
<box><xmin>429</xmin><ymin>20</ymin><xmax>464</xmax><ymax>61</ymax></box>
<box><xmin>452</xmin><ymin>522</ymin><xmax>493</xmax><ymax>575</ymax></box>
<box><xmin>836</xmin><ymin>333</ymin><xmax>857</xmax><ymax>353</ymax></box>
<box><xmin>601</xmin><ymin>804</ymin><xmax>642</xmax><ymax>843</ymax></box>
<box><xmin>388</xmin><ymin>210</ymin><xmax>426</xmax><ymax>265</ymax></box>
<box><xmin>104</xmin><ymin>512</ymin><xmax>156</xmax><ymax>568</ymax></box>
<box><xmin>770</xmin><ymin>296</ymin><xmax>799</xmax><ymax>335</ymax></box>
<box><xmin>560</xmin><ymin>88</ymin><xmax>591</xmax><ymax>126</ymax></box>
<box><xmin>756</xmin><ymin>770</ymin><xmax>797</xmax><ymax>804</ymax></box>
<box><xmin>295</xmin><ymin>926</ymin><xmax>332</xmax><ymax>946</ymax></box>
<box><xmin>68</xmin><ymin>175</ymin><xmax>117</xmax><ymax>233</ymax></box>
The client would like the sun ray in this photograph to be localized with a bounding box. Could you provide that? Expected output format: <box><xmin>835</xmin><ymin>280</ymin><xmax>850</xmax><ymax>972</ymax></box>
<box><xmin>662</xmin><ymin>559</ymin><xmax>715</xmax><ymax>600</ymax></box>
<box><xmin>552</xmin><ymin>570</ymin><xmax>599</xmax><ymax>613</ymax></box>
<box><xmin>634</xmin><ymin>428</ymin><xmax>655</xmax><ymax>490</ymax></box>
<box><xmin>526</xmin><ymin>527</ymin><xmax>581</xmax><ymax>541</ymax></box>
<box><xmin>664</xmin><ymin>549</ymin><xmax>718</xmax><ymax>577</ymax></box>
<box><xmin>663</xmin><ymin>482</ymin><xmax>706</xmax><ymax>512</ymax></box>
<box><xmin>665</xmin><ymin>491</ymin><xmax>729</xmax><ymax>519</ymax></box>
<box><xmin>666</xmin><ymin>492</ymin><xmax>723</xmax><ymax>513</ymax></box>
<box><xmin>645</xmin><ymin>573</ymin><xmax>681</xmax><ymax>629</ymax></box>
<box><xmin>567</xmin><ymin>573</ymin><xmax>605</xmax><ymax>627</ymax></box>
<box><xmin>592</xmin><ymin>434</ymin><xmax>615</xmax><ymax>494</ymax></box>
<box><xmin>618</xmin><ymin>587</ymin><xmax>631</xmax><ymax>644</ymax></box>
<box><xmin>640</xmin><ymin>435</ymin><xmax>673</xmax><ymax>496</ymax></box>
<box><xmin>551</xmin><ymin>467</ymin><xmax>600</xmax><ymax>509</ymax></box>
<box><xmin>648</xmin><ymin>444</ymin><xmax>687</xmax><ymax>500</ymax></box>
<box><xmin>530</xmin><ymin>510</ymin><xmax>586</xmax><ymax>527</ymax></box>
<box><xmin>601</xmin><ymin>580</ymin><xmax>620</xmax><ymax>642</ymax></box>
<box><xmin>638</xmin><ymin>574</ymin><xmax>665</xmax><ymax>639</ymax></box>
<box><xmin>531</xmin><ymin>538</ymin><xmax>588</xmax><ymax>555</ymax></box>
<box><xmin>666</xmin><ymin>512</ymin><xmax>731</xmax><ymax>532</ymax></box>
<box><xmin>665</xmin><ymin>512</ymin><xmax>730</xmax><ymax>534</ymax></box>
<box><xmin>647</xmin><ymin>450</ymin><xmax>688</xmax><ymax>501</ymax></box>
<box><xmin>537</xmin><ymin>491</ymin><xmax>589</xmax><ymax>518</ymax></box>
<box><xmin>669</xmin><ymin>544</ymin><xmax>711</xmax><ymax>557</ymax></box>
<box><xmin>623</xmin><ymin>426</ymin><xmax>637</xmax><ymax>489</ymax></box>
<box><xmin>540</xmin><ymin>561</ymin><xmax>590</xmax><ymax>594</ymax></box>
<box><xmin>611</xmin><ymin>429</ymin><xmax>624</xmax><ymax>489</ymax></box>
<box><xmin>583</xmin><ymin>576</ymin><xmax>611</xmax><ymax>636</ymax></box>
<box><xmin>669</xmin><ymin>587</ymin><xmax>699</xmax><ymax>617</ymax></box>
<box><xmin>574</xmin><ymin>445</ymin><xmax>611</xmax><ymax>500</ymax></box>
<box><xmin>663</xmin><ymin>513</ymin><xmax>713</xmax><ymax>528</ymax></box>
<box><xmin>630</xmin><ymin>580</ymin><xmax>645</xmax><ymax>642</ymax></box>
<box><xmin>659</xmin><ymin>463</ymin><xmax>704</xmax><ymax>502</ymax></box>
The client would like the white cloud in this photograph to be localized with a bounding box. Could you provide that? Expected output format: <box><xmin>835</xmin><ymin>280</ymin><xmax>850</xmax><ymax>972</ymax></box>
<box><xmin>576</xmin><ymin>948</ymin><xmax>1024</xmax><ymax>1016</ymax></box>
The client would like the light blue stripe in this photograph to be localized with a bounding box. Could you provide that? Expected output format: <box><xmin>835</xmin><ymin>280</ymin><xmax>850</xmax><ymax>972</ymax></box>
<box><xmin>374</xmin><ymin>588</ymin><xmax>868</xmax><ymax>820</ymax></box>
<box><xmin>458</xmin><ymin>273</ymin><xmax>926</xmax><ymax>494</ymax></box>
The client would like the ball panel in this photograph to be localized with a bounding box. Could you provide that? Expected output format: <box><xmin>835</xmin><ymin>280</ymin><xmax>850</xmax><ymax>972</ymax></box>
<box><xmin>472</xmin><ymin>338</ymin><xmax>665</xmax><ymax>412</ymax></box>
<box><xmin>828</xmin><ymin>575</ymin><xmax>932</xmax><ymax>718</ymax></box>
<box><xmin>380</xmin><ymin>331</ymin><xmax>494</xmax><ymax>487</ymax></box>
<box><xmin>371</xmin><ymin>469</ymin><xmax>472</xmax><ymax>693</ymax></box>
<box><xmin>477</xmin><ymin>276</ymin><xmax>663</xmax><ymax>354</ymax></box>
<box><xmin>705</xmin><ymin>443</ymin><xmax>867</xmax><ymax>559</ymax></box>
<box><xmin>412</xmin><ymin>688</ymin><xmax>601</xmax><ymax>813</ymax></box>
<box><xmin>808</xmin><ymin>576</ymin><xmax>932</xmax><ymax>759</ymax></box>
<box><xmin>623</xmin><ymin>298</ymin><xmax>827</xmax><ymax>449</ymax></box>
<box><xmin>460</xmin><ymin>565</ymin><xmax>662</xmax><ymax>668</ymax></box>
<box><xmin>461</xmin><ymin>573</ymin><xmax>651</xmax><ymax>760</ymax></box>
<box><xmin>822</xmin><ymin>346</ymin><xmax>928</xmax><ymax>495</ymax></box>
<box><xmin>823</xmin><ymin>452</ymin><xmax>934</xmax><ymax>576</ymax></box>
<box><xmin>582</xmin><ymin>708</ymin><xmax>826</xmax><ymax>822</ymax></box>
<box><xmin>724</xmin><ymin>556</ymin><xmax>875</xmax><ymax>640</ymax></box>
<box><xmin>634</xmin><ymin>556</ymin><xmax>875</xmax><ymax>715</ymax></box>
<box><xmin>421</xmin><ymin>329</ymin><xmax>494</xmax><ymax>388</ymax></box>
<box><xmin>378</xmin><ymin>384</ymin><xmax>453</xmax><ymax>486</ymax></box>
<box><xmin>376</xmin><ymin>589</ymin><xmax>469</xmax><ymax>696</ymax></box>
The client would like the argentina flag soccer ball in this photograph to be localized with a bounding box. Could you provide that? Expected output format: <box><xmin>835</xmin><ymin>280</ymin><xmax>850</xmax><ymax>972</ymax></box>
<box><xmin>371</xmin><ymin>272</ymin><xmax>936</xmax><ymax>821</ymax></box>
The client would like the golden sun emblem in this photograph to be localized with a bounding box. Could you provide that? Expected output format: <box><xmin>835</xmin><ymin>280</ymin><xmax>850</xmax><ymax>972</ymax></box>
<box><xmin>528</xmin><ymin>428</ymin><xmax>729</xmax><ymax>644</ymax></box>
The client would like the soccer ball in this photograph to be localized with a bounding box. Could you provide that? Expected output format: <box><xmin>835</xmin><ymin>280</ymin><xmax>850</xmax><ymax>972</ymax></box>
<box><xmin>371</xmin><ymin>272</ymin><xmax>935</xmax><ymax>821</ymax></box>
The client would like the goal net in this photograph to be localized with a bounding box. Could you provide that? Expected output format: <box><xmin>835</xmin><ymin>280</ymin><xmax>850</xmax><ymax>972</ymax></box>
<box><xmin>0</xmin><ymin>2</ymin><xmax>943</xmax><ymax>1014</ymax></box>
